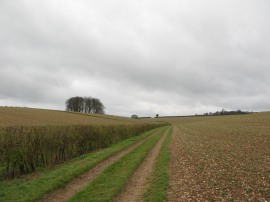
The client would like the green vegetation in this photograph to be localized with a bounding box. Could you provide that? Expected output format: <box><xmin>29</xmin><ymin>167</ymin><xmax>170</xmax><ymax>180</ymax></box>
<box><xmin>0</xmin><ymin>108</ymin><xmax>165</xmax><ymax>177</ymax></box>
<box><xmin>69</xmin><ymin>126</ymin><xmax>168</xmax><ymax>202</ymax></box>
<box><xmin>0</xmin><ymin>128</ymin><xmax>160</xmax><ymax>202</ymax></box>
<box><xmin>0</xmin><ymin>124</ymin><xmax>164</xmax><ymax>177</ymax></box>
<box><xmin>144</xmin><ymin>126</ymin><xmax>172</xmax><ymax>202</ymax></box>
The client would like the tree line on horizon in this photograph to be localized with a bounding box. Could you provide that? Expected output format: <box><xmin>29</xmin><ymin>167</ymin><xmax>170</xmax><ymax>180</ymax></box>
<box><xmin>65</xmin><ymin>96</ymin><xmax>105</xmax><ymax>114</ymax></box>
<box><xmin>197</xmin><ymin>109</ymin><xmax>250</xmax><ymax>116</ymax></box>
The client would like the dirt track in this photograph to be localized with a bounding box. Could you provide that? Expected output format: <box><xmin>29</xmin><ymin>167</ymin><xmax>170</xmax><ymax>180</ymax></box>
<box><xmin>114</xmin><ymin>128</ymin><xmax>169</xmax><ymax>202</ymax></box>
<box><xmin>39</xmin><ymin>129</ymin><xmax>161</xmax><ymax>202</ymax></box>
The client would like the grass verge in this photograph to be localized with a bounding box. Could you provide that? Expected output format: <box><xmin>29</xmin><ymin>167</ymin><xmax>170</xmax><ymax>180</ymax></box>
<box><xmin>0</xmin><ymin>127</ymin><xmax>161</xmax><ymax>202</ymax></box>
<box><xmin>69</xmin><ymin>126</ymin><xmax>168</xmax><ymax>202</ymax></box>
<box><xmin>143</xmin><ymin>126</ymin><xmax>173</xmax><ymax>202</ymax></box>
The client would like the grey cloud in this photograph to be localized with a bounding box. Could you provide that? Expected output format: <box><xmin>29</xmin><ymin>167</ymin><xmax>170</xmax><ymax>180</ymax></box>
<box><xmin>0</xmin><ymin>0</ymin><xmax>270</xmax><ymax>116</ymax></box>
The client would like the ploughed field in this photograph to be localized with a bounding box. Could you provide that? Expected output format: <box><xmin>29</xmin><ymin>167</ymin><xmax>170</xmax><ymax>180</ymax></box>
<box><xmin>161</xmin><ymin>112</ymin><xmax>270</xmax><ymax>201</ymax></box>
<box><xmin>0</xmin><ymin>108</ymin><xmax>269</xmax><ymax>201</ymax></box>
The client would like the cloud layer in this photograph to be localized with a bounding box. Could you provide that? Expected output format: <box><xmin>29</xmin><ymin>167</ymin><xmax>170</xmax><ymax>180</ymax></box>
<box><xmin>1</xmin><ymin>0</ymin><xmax>270</xmax><ymax>116</ymax></box>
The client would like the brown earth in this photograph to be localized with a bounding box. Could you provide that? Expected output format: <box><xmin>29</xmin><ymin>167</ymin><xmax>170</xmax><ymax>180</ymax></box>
<box><xmin>39</xmin><ymin>129</ymin><xmax>161</xmax><ymax>202</ymax></box>
<box><xmin>114</xmin><ymin>127</ymin><xmax>169</xmax><ymax>202</ymax></box>
<box><xmin>167</xmin><ymin>117</ymin><xmax>270</xmax><ymax>201</ymax></box>
<box><xmin>167</xmin><ymin>126</ymin><xmax>218</xmax><ymax>202</ymax></box>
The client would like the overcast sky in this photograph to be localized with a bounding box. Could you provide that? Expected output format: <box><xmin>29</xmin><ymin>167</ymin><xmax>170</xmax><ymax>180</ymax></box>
<box><xmin>1</xmin><ymin>0</ymin><xmax>270</xmax><ymax>117</ymax></box>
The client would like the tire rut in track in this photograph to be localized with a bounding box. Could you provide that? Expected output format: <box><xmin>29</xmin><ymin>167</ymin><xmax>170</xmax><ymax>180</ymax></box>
<box><xmin>114</xmin><ymin>127</ymin><xmax>170</xmax><ymax>202</ymax></box>
<box><xmin>39</xmin><ymin>128</ymin><xmax>162</xmax><ymax>202</ymax></box>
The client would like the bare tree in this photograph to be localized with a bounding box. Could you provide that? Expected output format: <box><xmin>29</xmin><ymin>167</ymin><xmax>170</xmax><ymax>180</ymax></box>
<box><xmin>91</xmin><ymin>98</ymin><xmax>105</xmax><ymax>114</ymax></box>
<box><xmin>65</xmin><ymin>96</ymin><xmax>84</xmax><ymax>112</ymax></box>
<box><xmin>66</xmin><ymin>96</ymin><xmax>105</xmax><ymax>114</ymax></box>
<box><xmin>84</xmin><ymin>97</ymin><xmax>93</xmax><ymax>113</ymax></box>
<box><xmin>131</xmin><ymin>114</ymin><xmax>139</xmax><ymax>119</ymax></box>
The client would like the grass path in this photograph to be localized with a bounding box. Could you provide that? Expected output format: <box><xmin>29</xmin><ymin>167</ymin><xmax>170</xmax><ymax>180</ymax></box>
<box><xmin>69</xmin><ymin>127</ymin><xmax>168</xmax><ymax>201</ymax></box>
<box><xmin>115</xmin><ymin>127</ymin><xmax>171</xmax><ymax>202</ymax></box>
<box><xmin>143</xmin><ymin>126</ymin><xmax>172</xmax><ymax>202</ymax></box>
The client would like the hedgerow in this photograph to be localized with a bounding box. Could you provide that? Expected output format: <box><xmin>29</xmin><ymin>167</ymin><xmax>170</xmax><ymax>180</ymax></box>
<box><xmin>0</xmin><ymin>123</ymin><xmax>164</xmax><ymax>178</ymax></box>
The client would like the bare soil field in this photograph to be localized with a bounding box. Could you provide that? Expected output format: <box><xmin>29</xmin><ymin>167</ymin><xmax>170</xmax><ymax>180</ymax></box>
<box><xmin>167</xmin><ymin>112</ymin><xmax>270</xmax><ymax>201</ymax></box>
<box><xmin>168</xmin><ymin>126</ymin><xmax>219</xmax><ymax>201</ymax></box>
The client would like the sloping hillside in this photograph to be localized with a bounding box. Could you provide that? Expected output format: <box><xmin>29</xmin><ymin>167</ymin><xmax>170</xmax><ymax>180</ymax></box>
<box><xmin>0</xmin><ymin>107</ymin><xmax>157</xmax><ymax>126</ymax></box>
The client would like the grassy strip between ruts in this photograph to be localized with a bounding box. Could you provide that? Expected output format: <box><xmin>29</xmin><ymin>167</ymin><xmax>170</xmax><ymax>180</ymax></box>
<box><xmin>69</xmin><ymin>126</ymin><xmax>169</xmax><ymax>202</ymax></box>
<box><xmin>0</xmin><ymin>127</ymin><xmax>163</xmax><ymax>202</ymax></box>
<box><xmin>143</xmin><ymin>126</ymin><xmax>173</xmax><ymax>202</ymax></box>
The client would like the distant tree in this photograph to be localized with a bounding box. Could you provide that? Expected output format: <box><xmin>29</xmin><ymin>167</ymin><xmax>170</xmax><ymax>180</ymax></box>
<box><xmin>66</xmin><ymin>96</ymin><xmax>105</xmax><ymax>114</ymax></box>
<box><xmin>91</xmin><ymin>98</ymin><xmax>105</xmax><ymax>114</ymax></box>
<box><xmin>156</xmin><ymin>114</ymin><xmax>159</xmax><ymax>118</ymax></box>
<box><xmin>65</xmin><ymin>96</ymin><xmax>84</xmax><ymax>112</ymax></box>
<box><xmin>237</xmin><ymin>109</ymin><xmax>242</xmax><ymax>114</ymax></box>
<box><xmin>220</xmin><ymin>108</ymin><xmax>226</xmax><ymax>115</ymax></box>
<box><xmin>199</xmin><ymin>108</ymin><xmax>250</xmax><ymax>116</ymax></box>
<box><xmin>131</xmin><ymin>114</ymin><xmax>139</xmax><ymax>119</ymax></box>
<box><xmin>84</xmin><ymin>97</ymin><xmax>93</xmax><ymax>113</ymax></box>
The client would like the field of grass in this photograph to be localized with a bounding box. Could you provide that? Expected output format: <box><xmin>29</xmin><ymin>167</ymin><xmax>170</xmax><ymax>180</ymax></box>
<box><xmin>0</xmin><ymin>107</ymin><xmax>157</xmax><ymax>126</ymax></box>
<box><xmin>164</xmin><ymin>112</ymin><xmax>270</xmax><ymax>201</ymax></box>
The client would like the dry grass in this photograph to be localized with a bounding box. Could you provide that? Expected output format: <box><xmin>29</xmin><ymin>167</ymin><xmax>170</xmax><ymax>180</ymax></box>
<box><xmin>167</xmin><ymin>112</ymin><xmax>270</xmax><ymax>201</ymax></box>
<box><xmin>0</xmin><ymin>107</ymin><xmax>157</xmax><ymax>127</ymax></box>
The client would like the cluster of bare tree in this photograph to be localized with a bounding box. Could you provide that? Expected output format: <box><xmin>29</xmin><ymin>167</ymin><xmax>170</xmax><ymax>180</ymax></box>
<box><xmin>65</xmin><ymin>96</ymin><xmax>105</xmax><ymax>114</ymax></box>
<box><xmin>131</xmin><ymin>114</ymin><xmax>138</xmax><ymax>119</ymax></box>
